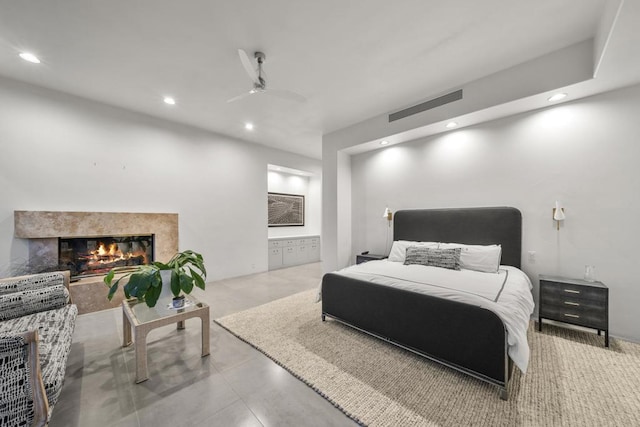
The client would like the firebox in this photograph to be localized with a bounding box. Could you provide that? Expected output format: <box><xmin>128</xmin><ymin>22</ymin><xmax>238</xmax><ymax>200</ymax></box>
<box><xmin>59</xmin><ymin>235</ymin><xmax>154</xmax><ymax>279</ymax></box>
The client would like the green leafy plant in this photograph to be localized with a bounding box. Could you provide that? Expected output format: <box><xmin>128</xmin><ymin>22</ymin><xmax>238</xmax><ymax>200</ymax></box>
<box><xmin>104</xmin><ymin>250</ymin><xmax>206</xmax><ymax>308</ymax></box>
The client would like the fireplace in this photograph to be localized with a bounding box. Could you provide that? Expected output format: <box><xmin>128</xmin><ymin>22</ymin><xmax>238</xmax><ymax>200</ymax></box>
<box><xmin>13</xmin><ymin>211</ymin><xmax>178</xmax><ymax>314</ymax></box>
<box><xmin>59</xmin><ymin>235</ymin><xmax>154</xmax><ymax>279</ymax></box>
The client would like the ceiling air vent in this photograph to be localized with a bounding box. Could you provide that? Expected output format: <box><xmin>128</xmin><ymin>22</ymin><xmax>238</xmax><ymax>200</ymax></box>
<box><xmin>388</xmin><ymin>89</ymin><xmax>463</xmax><ymax>122</ymax></box>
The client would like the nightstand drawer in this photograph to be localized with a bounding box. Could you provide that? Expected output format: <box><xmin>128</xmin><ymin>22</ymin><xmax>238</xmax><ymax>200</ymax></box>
<box><xmin>540</xmin><ymin>294</ymin><xmax>605</xmax><ymax>312</ymax></box>
<box><xmin>540</xmin><ymin>281</ymin><xmax>606</xmax><ymax>302</ymax></box>
<box><xmin>539</xmin><ymin>304</ymin><xmax>607</xmax><ymax>329</ymax></box>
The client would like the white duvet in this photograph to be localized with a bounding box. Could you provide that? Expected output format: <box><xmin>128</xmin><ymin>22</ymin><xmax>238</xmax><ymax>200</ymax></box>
<box><xmin>329</xmin><ymin>260</ymin><xmax>535</xmax><ymax>373</ymax></box>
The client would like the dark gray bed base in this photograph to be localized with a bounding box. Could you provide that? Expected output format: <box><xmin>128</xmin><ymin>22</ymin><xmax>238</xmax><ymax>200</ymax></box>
<box><xmin>321</xmin><ymin>207</ymin><xmax>522</xmax><ymax>400</ymax></box>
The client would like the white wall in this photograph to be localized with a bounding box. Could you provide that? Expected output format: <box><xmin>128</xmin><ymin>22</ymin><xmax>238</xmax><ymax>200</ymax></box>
<box><xmin>321</xmin><ymin>129</ymin><xmax>357</xmax><ymax>273</ymax></box>
<box><xmin>267</xmin><ymin>171</ymin><xmax>321</xmax><ymax>238</ymax></box>
<box><xmin>0</xmin><ymin>76</ymin><xmax>321</xmax><ymax>280</ymax></box>
<box><xmin>336</xmin><ymin>151</ymin><xmax>352</xmax><ymax>269</ymax></box>
<box><xmin>349</xmin><ymin>83</ymin><xmax>640</xmax><ymax>342</ymax></box>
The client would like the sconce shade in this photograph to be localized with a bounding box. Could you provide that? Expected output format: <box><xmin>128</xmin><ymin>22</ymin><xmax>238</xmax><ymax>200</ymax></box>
<box><xmin>553</xmin><ymin>201</ymin><xmax>565</xmax><ymax>221</ymax></box>
<box><xmin>553</xmin><ymin>201</ymin><xmax>565</xmax><ymax>231</ymax></box>
<box><xmin>383</xmin><ymin>207</ymin><xmax>393</xmax><ymax>225</ymax></box>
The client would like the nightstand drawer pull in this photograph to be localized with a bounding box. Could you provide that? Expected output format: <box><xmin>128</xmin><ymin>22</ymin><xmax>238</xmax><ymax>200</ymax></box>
<box><xmin>564</xmin><ymin>301</ymin><xmax>580</xmax><ymax>306</ymax></box>
<box><xmin>564</xmin><ymin>313</ymin><xmax>580</xmax><ymax>318</ymax></box>
<box><xmin>564</xmin><ymin>289</ymin><xmax>581</xmax><ymax>294</ymax></box>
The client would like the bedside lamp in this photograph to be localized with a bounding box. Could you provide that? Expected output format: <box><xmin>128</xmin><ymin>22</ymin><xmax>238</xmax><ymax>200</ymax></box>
<box><xmin>553</xmin><ymin>201</ymin><xmax>565</xmax><ymax>230</ymax></box>
<box><xmin>382</xmin><ymin>207</ymin><xmax>393</xmax><ymax>227</ymax></box>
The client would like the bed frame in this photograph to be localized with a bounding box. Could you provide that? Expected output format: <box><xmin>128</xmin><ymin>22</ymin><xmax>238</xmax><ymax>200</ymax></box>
<box><xmin>321</xmin><ymin>206</ymin><xmax>522</xmax><ymax>399</ymax></box>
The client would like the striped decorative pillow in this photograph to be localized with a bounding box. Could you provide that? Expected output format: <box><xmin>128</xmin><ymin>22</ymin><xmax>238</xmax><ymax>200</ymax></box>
<box><xmin>403</xmin><ymin>246</ymin><xmax>461</xmax><ymax>270</ymax></box>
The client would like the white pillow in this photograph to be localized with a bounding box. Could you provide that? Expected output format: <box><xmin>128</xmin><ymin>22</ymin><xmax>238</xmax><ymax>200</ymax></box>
<box><xmin>388</xmin><ymin>240</ymin><xmax>439</xmax><ymax>263</ymax></box>
<box><xmin>439</xmin><ymin>243</ymin><xmax>502</xmax><ymax>273</ymax></box>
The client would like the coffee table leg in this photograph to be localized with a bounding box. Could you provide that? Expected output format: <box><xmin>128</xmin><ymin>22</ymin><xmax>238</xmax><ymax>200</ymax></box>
<box><xmin>134</xmin><ymin>327</ymin><xmax>149</xmax><ymax>383</ymax></box>
<box><xmin>177</xmin><ymin>320</ymin><xmax>185</xmax><ymax>330</ymax></box>
<box><xmin>123</xmin><ymin>311</ymin><xmax>132</xmax><ymax>347</ymax></box>
<box><xmin>201</xmin><ymin>310</ymin><xmax>210</xmax><ymax>357</ymax></box>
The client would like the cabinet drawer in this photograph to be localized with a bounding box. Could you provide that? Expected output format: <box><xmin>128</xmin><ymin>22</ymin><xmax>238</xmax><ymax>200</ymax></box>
<box><xmin>282</xmin><ymin>246</ymin><xmax>297</xmax><ymax>265</ymax></box>
<box><xmin>285</xmin><ymin>239</ymin><xmax>298</xmax><ymax>246</ymax></box>
<box><xmin>268</xmin><ymin>248</ymin><xmax>283</xmax><ymax>269</ymax></box>
<box><xmin>268</xmin><ymin>240</ymin><xmax>282</xmax><ymax>249</ymax></box>
<box><xmin>540</xmin><ymin>281</ymin><xmax>606</xmax><ymax>302</ymax></box>
<box><xmin>308</xmin><ymin>244</ymin><xmax>320</xmax><ymax>262</ymax></box>
<box><xmin>539</xmin><ymin>304</ymin><xmax>607</xmax><ymax>329</ymax></box>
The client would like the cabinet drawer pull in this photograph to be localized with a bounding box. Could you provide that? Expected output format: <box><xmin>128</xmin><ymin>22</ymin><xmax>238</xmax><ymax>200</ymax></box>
<box><xmin>564</xmin><ymin>313</ymin><xmax>580</xmax><ymax>318</ymax></box>
<box><xmin>564</xmin><ymin>301</ymin><xmax>580</xmax><ymax>306</ymax></box>
<box><xmin>564</xmin><ymin>289</ymin><xmax>581</xmax><ymax>294</ymax></box>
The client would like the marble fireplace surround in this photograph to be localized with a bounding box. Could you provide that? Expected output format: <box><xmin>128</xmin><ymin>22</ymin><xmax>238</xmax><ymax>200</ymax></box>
<box><xmin>14</xmin><ymin>211</ymin><xmax>179</xmax><ymax>314</ymax></box>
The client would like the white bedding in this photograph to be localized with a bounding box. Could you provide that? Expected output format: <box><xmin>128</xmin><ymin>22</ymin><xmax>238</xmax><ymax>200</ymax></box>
<box><xmin>329</xmin><ymin>260</ymin><xmax>535</xmax><ymax>373</ymax></box>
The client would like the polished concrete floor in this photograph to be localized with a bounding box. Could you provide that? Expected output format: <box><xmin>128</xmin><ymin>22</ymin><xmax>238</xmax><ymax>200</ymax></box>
<box><xmin>50</xmin><ymin>263</ymin><xmax>357</xmax><ymax>427</ymax></box>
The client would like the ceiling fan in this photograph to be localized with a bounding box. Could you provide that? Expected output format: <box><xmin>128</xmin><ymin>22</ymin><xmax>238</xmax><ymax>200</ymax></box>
<box><xmin>227</xmin><ymin>49</ymin><xmax>306</xmax><ymax>103</ymax></box>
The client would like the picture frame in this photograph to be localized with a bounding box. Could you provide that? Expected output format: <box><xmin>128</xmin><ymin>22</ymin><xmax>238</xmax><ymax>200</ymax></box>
<box><xmin>268</xmin><ymin>192</ymin><xmax>305</xmax><ymax>227</ymax></box>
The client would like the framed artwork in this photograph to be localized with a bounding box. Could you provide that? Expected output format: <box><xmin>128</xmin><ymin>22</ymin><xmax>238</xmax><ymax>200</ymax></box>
<box><xmin>268</xmin><ymin>192</ymin><xmax>305</xmax><ymax>227</ymax></box>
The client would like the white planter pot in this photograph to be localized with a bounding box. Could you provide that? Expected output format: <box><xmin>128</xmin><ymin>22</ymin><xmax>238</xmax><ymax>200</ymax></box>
<box><xmin>158</xmin><ymin>270</ymin><xmax>175</xmax><ymax>303</ymax></box>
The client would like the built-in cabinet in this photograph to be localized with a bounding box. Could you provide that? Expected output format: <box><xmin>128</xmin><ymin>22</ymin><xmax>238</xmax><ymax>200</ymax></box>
<box><xmin>268</xmin><ymin>235</ymin><xmax>320</xmax><ymax>270</ymax></box>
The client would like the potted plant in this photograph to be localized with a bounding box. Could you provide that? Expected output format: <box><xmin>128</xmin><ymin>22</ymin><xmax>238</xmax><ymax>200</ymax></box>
<box><xmin>104</xmin><ymin>250</ymin><xmax>206</xmax><ymax>308</ymax></box>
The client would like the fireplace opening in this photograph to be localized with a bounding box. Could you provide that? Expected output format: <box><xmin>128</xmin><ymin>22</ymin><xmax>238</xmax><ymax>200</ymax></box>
<box><xmin>59</xmin><ymin>235</ymin><xmax>155</xmax><ymax>279</ymax></box>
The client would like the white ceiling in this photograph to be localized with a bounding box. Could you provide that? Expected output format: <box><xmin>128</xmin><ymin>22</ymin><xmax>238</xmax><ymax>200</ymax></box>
<box><xmin>1</xmin><ymin>1</ymin><xmax>638</xmax><ymax>159</ymax></box>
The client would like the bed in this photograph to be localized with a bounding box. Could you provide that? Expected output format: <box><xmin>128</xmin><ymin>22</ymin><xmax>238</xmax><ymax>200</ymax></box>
<box><xmin>321</xmin><ymin>207</ymin><xmax>533</xmax><ymax>400</ymax></box>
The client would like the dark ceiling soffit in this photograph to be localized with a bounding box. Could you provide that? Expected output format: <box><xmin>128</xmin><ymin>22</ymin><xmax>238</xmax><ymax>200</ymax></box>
<box><xmin>389</xmin><ymin>89</ymin><xmax>463</xmax><ymax>122</ymax></box>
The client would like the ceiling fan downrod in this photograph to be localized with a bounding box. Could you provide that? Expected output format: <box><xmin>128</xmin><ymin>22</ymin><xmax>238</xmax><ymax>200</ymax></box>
<box><xmin>254</xmin><ymin>52</ymin><xmax>266</xmax><ymax>90</ymax></box>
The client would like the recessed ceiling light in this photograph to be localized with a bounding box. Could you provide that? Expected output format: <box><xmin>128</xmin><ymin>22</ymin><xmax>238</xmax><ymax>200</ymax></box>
<box><xmin>547</xmin><ymin>93</ymin><xmax>567</xmax><ymax>102</ymax></box>
<box><xmin>19</xmin><ymin>52</ymin><xmax>40</xmax><ymax>64</ymax></box>
<box><xmin>380</xmin><ymin>140</ymin><xmax>389</xmax><ymax>145</ymax></box>
<box><xmin>163</xmin><ymin>97</ymin><xmax>176</xmax><ymax>105</ymax></box>
<box><xmin>446</xmin><ymin>121</ymin><xmax>458</xmax><ymax>129</ymax></box>
<box><xmin>245</xmin><ymin>122</ymin><xmax>254</xmax><ymax>131</ymax></box>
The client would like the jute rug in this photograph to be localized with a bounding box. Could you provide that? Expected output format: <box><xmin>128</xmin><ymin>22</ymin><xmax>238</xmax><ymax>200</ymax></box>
<box><xmin>215</xmin><ymin>290</ymin><xmax>640</xmax><ymax>426</ymax></box>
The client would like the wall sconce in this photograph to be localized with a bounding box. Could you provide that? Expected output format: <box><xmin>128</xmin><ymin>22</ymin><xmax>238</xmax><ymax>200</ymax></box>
<box><xmin>553</xmin><ymin>201</ymin><xmax>565</xmax><ymax>230</ymax></box>
<box><xmin>382</xmin><ymin>207</ymin><xmax>393</xmax><ymax>227</ymax></box>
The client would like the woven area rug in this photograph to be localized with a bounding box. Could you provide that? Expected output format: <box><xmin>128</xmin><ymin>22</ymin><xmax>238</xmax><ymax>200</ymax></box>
<box><xmin>215</xmin><ymin>290</ymin><xmax>640</xmax><ymax>426</ymax></box>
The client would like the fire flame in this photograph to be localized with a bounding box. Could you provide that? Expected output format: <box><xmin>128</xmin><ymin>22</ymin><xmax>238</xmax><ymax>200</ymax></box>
<box><xmin>96</xmin><ymin>243</ymin><xmax>118</xmax><ymax>256</ymax></box>
<box><xmin>88</xmin><ymin>242</ymin><xmax>147</xmax><ymax>266</ymax></box>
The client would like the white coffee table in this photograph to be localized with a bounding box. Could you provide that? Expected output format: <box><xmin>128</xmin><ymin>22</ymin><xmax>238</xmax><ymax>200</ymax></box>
<box><xmin>122</xmin><ymin>295</ymin><xmax>210</xmax><ymax>383</ymax></box>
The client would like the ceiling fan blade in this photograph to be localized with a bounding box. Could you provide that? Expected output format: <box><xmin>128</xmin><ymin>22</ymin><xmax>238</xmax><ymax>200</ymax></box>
<box><xmin>238</xmin><ymin>49</ymin><xmax>260</xmax><ymax>85</ymax></box>
<box><xmin>267</xmin><ymin>88</ymin><xmax>307</xmax><ymax>103</ymax></box>
<box><xmin>226</xmin><ymin>90</ymin><xmax>256</xmax><ymax>103</ymax></box>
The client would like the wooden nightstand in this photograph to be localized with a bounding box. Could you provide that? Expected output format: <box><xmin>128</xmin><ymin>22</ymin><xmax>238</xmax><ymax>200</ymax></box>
<box><xmin>538</xmin><ymin>275</ymin><xmax>609</xmax><ymax>347</ymax></box>
<box><xmin>356</xmin><ymin>253</ymin><xmax>387</xmax><ymax>264</ymax></box>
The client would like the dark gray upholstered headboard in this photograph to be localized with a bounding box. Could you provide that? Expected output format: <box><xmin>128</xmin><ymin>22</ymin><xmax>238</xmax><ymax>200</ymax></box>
<box><xmin>393</xmin><ymin>207</ymin><xmax>522</xmax><ymax>268</ymax></box>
